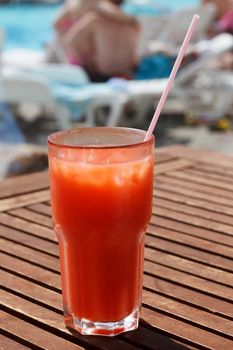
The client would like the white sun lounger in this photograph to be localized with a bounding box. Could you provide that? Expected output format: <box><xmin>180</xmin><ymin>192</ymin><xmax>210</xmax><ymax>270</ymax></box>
<box><xmin>0</xmin><ymin>69</ymin><xmax>71</xmax><ymax>130</ymax></box>
<box><xmin>138</xmin><ymin>3</ymin><xmax>217</xmax><ymax>57</ymax></box>
<box><xmin>86</xmin><ymin>33</ymin><xmax>233</xmax><ymax>127</ymax></box>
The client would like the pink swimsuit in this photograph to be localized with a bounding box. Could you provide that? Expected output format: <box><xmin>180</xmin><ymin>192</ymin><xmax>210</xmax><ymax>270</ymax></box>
<box><xmin>219</xmin><ymin>10</ymin><xmax>233</xmax><ymax>34</ymax></box>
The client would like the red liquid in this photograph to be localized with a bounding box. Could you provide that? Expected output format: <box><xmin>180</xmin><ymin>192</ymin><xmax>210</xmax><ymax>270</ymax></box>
<box><xmin>50</xmin><ymin>154</ymin><xmax>153</xmax><ymax>323</ymax></box>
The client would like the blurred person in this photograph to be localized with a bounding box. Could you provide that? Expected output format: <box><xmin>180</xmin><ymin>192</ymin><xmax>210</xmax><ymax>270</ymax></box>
<box><xmin>61</xmin><ymin>1</ymin><xmax>140</xmax><ymax>81</ymax></box>
<box><xmin>202</xmin><ymin>0</ymin><xmax>232</xmax><ymax>19</ymax></box>
<box><xmin>46</xmin><ymin>0</ymin><xmax>127</xmax><ymax>63</ymax></box>
<box><xmin>54</xmin><ymin>0</ymin><xmax>105</xmax><ymax>36</ymax></box>
<box><xmin>202</xmin><ymin>0</ymin><xmax>233</xmax><ymax>34</ymax></box>
<box><xmin>201</xmin><ymin>1</ymin><xmax>233</xmax><ymax>71</ymax></box>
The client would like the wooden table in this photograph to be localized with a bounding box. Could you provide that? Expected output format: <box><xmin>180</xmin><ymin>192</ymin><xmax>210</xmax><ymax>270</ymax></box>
<box><xmin>0</xmin><ymin>146</ymin><xmax>233</xmax><ymax>350</ymax></box>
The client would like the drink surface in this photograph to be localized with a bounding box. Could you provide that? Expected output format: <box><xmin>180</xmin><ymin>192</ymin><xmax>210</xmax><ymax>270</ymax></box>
<box><xmin>49</xmin><ymin>128</ymin><xmax>154</xmax><ymax>323</ymax></box>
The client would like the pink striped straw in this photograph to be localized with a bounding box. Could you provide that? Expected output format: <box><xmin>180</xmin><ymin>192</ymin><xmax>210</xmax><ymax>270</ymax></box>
<box><xmin>144</xmin><ymin>14</ymin><xmax>200</xmax><ymax>141</ymax></box>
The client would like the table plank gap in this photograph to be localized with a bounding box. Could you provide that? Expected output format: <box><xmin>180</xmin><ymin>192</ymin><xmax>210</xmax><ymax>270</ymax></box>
<box><xmin>0</xmin><ymin>332</ymin><xmax>34</xmax><ymax>350</ymax></box>
<box><xmin>149</xmin><ymin>216</ymin><xmax>233</xmax><ymax>248</ymax></box>
<box><xmin>1</xmin><ymin>249</ymin><xmax>233</xmax><ymax>322</ymax></box>
<box><xmin>155</xmin><ymin>179</ymin><xmax>233</xmax><ymax>209</ymax></box>
<box><xmin>0</xmin><ymin>296</ymin><xmax>143</xmax><ymax>350</ymax></box>
<box><xmin>157</xmin><ymin>146</ymin><xmax>233</xmax><ymax>168</ymax></box>
<box><xmin>144</xmin><ymin>246</ymin><xmax>233</xmax><ymax>288</ymax></box>
<box><xmin>0</xmin><ymin>269</ymin><xmax>62</xmax><ymax>311</ymax></box>
<box><xmin>0</xmin><ymin>226</ymin><xmax>59</xmax><ymax>258</ymax></box>
<box><xmin>0</xmin><ymin>290</ymin><xmax>230</xmax><ymax>350</ymax></box>
<box><xmin>121</xmin><ymin>323</ymin><xmax>199</xmax><ymax>350</ymax></box>
<box><xmin>8</xmin><ymin>208</ymin><xmax>52</xmax><ymax>228</ymax></box>
<box><xmin>153</xmin><ymin>206</ymin><xmax>233</xmax><ymax>238</ymax></box>
<box><xmin>158</xmin><ymin>174</ymin><xmax>233</xmax><ymax>201</ymax></box>
<box><xmin>0</xmin><ymin>252</ymin><xmax>60</xmax><ymax>292</ymax></box>
<box><xmin>0</xmin><ymin>190</ymin><xmax>50</xmax><ymax>212</ymax></box>
<box><xmin>0</xmin><ymin>171</ymin><xmax>49</xmax><ymax>200</ymax></box>
<box><xmin>143</xmin><ymin>275</ymin><xmax>233</xmax><ymax>321</ymax></box>
<box><xmin>1</xmin><ymin>310</ymin><xmax>85</xmax><ymax>350</ymax></box>
<box><xmin>0</xmin><ymin>213</ymin><xmax>56</xmax><ymax>242</ymax></box>
<box><xmin>0</xmin><ymin>238</ymin><xmax>60</xmax><ymax>273</ymax></box>
<box><xmin>184</xmin><ymin>168</ymin><xmax>233</xmax><ymax>185</ymax></box>
<box><xmin>142</xmin><ymin>290</ymin><xmax>233</xmax><ymax>339</ymax></box>
<box><xmin>147</xmin><ymin>227</ymin><xmax>233</xmax><ymax>272</ymax></box>
<box><xmin>154</xmin><ymin>192</ymin><xmax>233</xmax><ymax>224</ymax></box>
<box><xmin>155</xmin><ymin>153</ymin><xmax>178</xmax><ymax>164</ymax></box>
<box><xmin>141</xmin><ymin>307</ymin><xmax>233</xmax><ymax>350</ymax></box>
<box><xmin>142</xmin><ymin>303</ymin><xmax>233</xmax><ymax>343</ymax></box>
<box><xmin>192</xmin><ymin>163</ymin><xmax>233</xmax><ymax>178</ymax></box>
<box><xmin>168</xmin><ymin>170</ymin><xmax>233</xmax><ymax>193</ymax></box>
<box><xmin>146</xmin><ymin>235</ymin><xmax>233</xmax><ymax>274</ymax></box>
<box><xmin>147</xmin><ymin>223</ymin><xmax>233</xmax><ymax>259</ymax></box>
<box><xmin>27</xmin><ymin>203</ymin><xmax>52</xmax><ymax>217</ymax></box>
<box><xmin>143</xmin><ymin>260</ymin><xmax>233</xmax><ymax>303</ymax></box>
<box><xmin>155</xmin><ymin>159</ymin><xmax>194</xmax><ymax>175</ymax></box>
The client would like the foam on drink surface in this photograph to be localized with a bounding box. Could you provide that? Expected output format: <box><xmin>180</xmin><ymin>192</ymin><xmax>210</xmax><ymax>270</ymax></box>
<box><xmin>50</xmin><ymin>156</ymin><xmax>152</xmax><ymax>188</ymax></box>
<box><xmin>49</xmin><ymin>128</ymin><xmax>153</xmax><ymax>187</ymax></box>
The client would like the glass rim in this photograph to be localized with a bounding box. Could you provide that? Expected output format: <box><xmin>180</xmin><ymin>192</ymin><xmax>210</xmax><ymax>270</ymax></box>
<box><xmin>48</xmin><ymin>127</ymin><xmax>154</xmax><ymax>150</ymax></box>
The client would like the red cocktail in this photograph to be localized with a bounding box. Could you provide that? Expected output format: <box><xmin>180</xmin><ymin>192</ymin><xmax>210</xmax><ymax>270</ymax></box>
<box><xmin>48</xmin><ymin>127</ymin><xmax>154</xmax><ymax>336</ymax></box>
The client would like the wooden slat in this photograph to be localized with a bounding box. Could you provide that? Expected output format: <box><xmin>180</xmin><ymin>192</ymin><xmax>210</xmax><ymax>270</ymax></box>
<box><xmin>0</xmin><ymin>290</ymin><xmax>142</xmax><ymax>350</ymax></box>
<box><xmin>0</xmin><ymin>190</ymin><xmax>50</xmax><ymax>212</ymax></box>
<box><xmin>0</xmin><ymin>214</ymin><xmax>55</xmax><ymax>242</ymax></box>
<box><xmin>0</xmin><ymin>252</ymin><xmax>60</xmax><ymax>290</ymax></box>
<box><xmin>1</xmin><ymin>311</ymin><xmax>83</xmax><ymax>350</ymax></box>
<box><xmin>155</xmin><ymin>159</ymin><xmax>192</xmax><ymax>175</ymax></box>
<box><xmin>147</xmin><ymin>227</ymin><xmax>233</xmax><ymax>272</ymax></box>
<box><xmin>142</xmin><ymin>306</ymin><xmax>233</xmax><ymax>350</ymax></box>
<box><xmin>0</xmin><ymin>334</ymin><xmax>31</xmax><ymax>350</ymax></box>
<box><xmin>156</xmin><ymin>175</ymin><xmax>233</xmax><ymax>206</ymax></box>
<box><xmin>155</xmin><ymin>187</ymin><xmax>233</xmax><ymax>218</ymax></box>
<box><xmin>1</xmin><ymin>146</ymin><xmax>233</xmax><ymax>350</ymax></box>
<box><xmin>142</xmin><ymin>290</ymin><xmax>233</xmax><ymax>338</ymax></box>
<box><xmin>9</xmin><ymin>208</ymin><xmax>52</xmax><ymax>228</ymax></box>
<box><xmin>123</xmin><ymin>323</ymin><xmax>198</xmax><ymax>350</ymax></box>
<box><xmin>169</xmin><ymin>170</ymin><xmax>233</xmax><ymax>193</ymax></box>
<box><xmin>1</xmin><ymin>275</ymin><xmax>232</xmax><ymax>350</ymax></box>
<box><xmin>153</xmin><ymin>206</ymin><xmax>233</xmax><ymax>238</ymax></box>
<box><xmin>144</xmin><ymin>260</ymin><xmax>233</xmax><ymax>302</ymax></box>
<box><xmin>155</xmin><ymin>152</ymin><xmax>176</xmax><ymax>164</ymax></box>
<box><xmin>149</xmin><ymin>218</ymin><xmax>233</xmax><ymax>258</ymax></box>
<box><xmin>4</xmin><ymin>268</ymin><xmax>216</xmax><ymax>348</ymax></box>
<box><xmin>2</xmin><ymin>243</ymin><xmax>232</xmax><ymax>321</ymax></box>
<box><xmin>1</xmin><ymin>248</ymin><xmax>232</xmax><ymax>322</ymax></box>
<box><xmin>5</xmin><ymin>261</ymin><xmax>233</xmax><ymax>339</ymax></box>
<box><xmin>192</xmin><ymin>162</ymin><xmax>233</xmax><ymax>178</ymax></box>
<box><xmin>157</xmin><ymin>145</ymin><xmax>233</xmax><ymax>168</ymax></box>
<box><xmin>149</xmin><ymin>215</ymin><xmax>233</xmax><ymax>248</ymax></box>
<box><xmin>0</xmin><ymin>171</ymin><xmax>49</xmax><ymax>200</ymax></box>
<box><xmin>27</xmin><ymin>203</ymin><xmax>52</xmax><ymax>217</ymax></box>
<box><xmin>143</xmin><ymin>274</ymin><xmax>233</xmax><ymax>320</ymax></box>
<box><xmin>0</xmin><ymin>238</ymin><xmax>59</xmax><ymax>272</ymax></box>
<box><xmin>145</xmin><ymin>246</ymin><xmax>233</xmax><ymax>288</ymax></box>
<box><xmin>0</xmin><ymin>225</ymin><xmax>58</xmax><ymax>257</ymax></box>
<box><xmin>0</xmin><ymin>269</ymin><xmax>62</xmax><ymax>312</ymax></box>
<box><xmin>184</xmin><ymin>168</ymin><xmax>233</xmax><ymax>185</ymax></box>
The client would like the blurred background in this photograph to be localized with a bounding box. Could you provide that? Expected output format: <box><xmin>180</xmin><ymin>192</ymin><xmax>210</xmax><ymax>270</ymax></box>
<box><xmin>0</xmin><ymin>0</ymin><xmax>232</xmax><ymax>179</ymax></box>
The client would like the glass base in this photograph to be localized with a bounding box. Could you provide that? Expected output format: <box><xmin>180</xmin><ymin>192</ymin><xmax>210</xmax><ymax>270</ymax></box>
<box><xmin>64</xmin><ymin>308</ymin><xmax>139</xmax><ymax>336</ymax></box>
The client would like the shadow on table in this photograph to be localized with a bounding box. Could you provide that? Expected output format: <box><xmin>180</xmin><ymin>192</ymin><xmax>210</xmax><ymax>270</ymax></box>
<box><xmin>67</xmin><ymin>319</ymin><xmax>192</xmax><ymax>350</ymax></box>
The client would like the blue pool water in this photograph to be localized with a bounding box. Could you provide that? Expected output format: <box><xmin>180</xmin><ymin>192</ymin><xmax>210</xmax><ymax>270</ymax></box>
<box><xmin>0</xmin><ymin>0</ymin><xmax>198</xmax><ymax>51</ymax></box>
<box><xmin>0</xmin><ymin>4</ymin><xmax>59</xmax><ymax>50</ymax></box>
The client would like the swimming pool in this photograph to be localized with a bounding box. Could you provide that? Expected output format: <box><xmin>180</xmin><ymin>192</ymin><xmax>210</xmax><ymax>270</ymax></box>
<box><xmin>0</xmin><ymin>4</ymin><xmax>59</xmax><ymax>50</ymax></box>
<box><xmin>0</xmin><ymin>0</ymin><xmax>198</xmax><ymax>51</ymax></box>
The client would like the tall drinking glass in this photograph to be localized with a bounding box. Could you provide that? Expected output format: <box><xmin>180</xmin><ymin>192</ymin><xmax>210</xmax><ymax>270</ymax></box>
<box><xmin>48</xmin><ymin>127</ymin><xmax>154</xmax><ymax>336</ymax></box>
